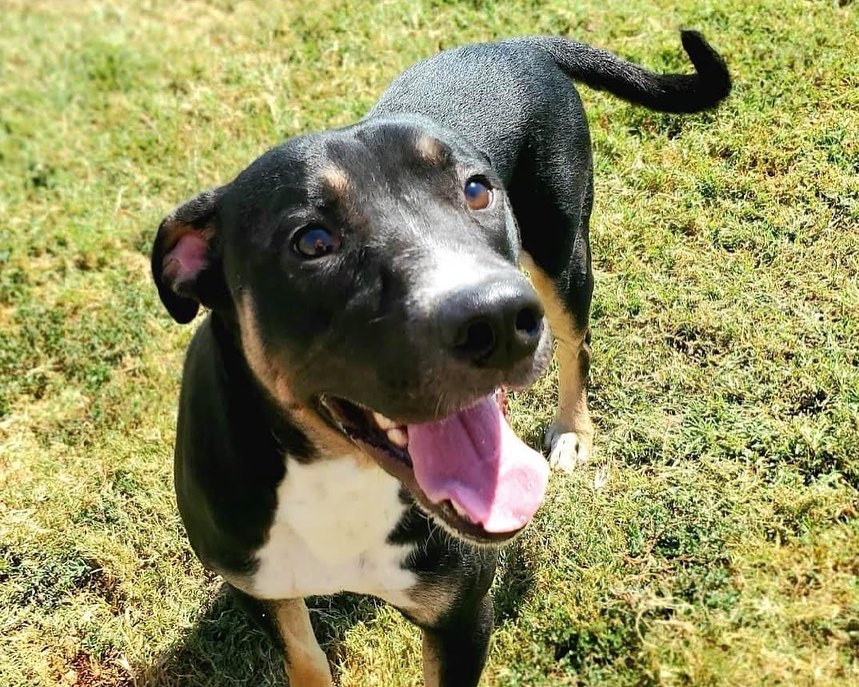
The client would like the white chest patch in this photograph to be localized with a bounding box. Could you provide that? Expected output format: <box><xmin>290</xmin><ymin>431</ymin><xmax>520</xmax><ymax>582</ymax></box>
<box><xmin>243</xmin><ymin>455</ymin><xmax>417</xmax><ymax>605</ymax></box>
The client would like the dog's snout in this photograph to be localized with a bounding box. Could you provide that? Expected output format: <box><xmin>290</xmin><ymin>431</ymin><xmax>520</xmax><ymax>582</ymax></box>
<box><xmin>439</xmin><ymin>280</ymin><xmax>544</xmax><ymax>368</ymax></box>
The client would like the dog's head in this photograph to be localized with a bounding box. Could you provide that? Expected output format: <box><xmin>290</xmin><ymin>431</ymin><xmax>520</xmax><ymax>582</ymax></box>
<box><xmin>152</xmin><ymin>117</ymin><xmax>551</xmax><ymax>543</ymax></box>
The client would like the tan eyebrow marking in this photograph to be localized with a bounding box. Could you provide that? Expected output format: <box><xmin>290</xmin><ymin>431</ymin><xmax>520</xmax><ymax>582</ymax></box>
<box><xmin>414</xmin><ymin>135</ymin><xmax>445</xmax><ymax>164</ymax></box>
<box><xmin>319</xmin><ymin>165</ymin><xmax>351</xmax><ymax>197</ymax></box>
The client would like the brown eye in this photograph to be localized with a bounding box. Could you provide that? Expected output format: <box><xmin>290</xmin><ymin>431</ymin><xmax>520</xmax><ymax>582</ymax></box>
<box><xmin>292</xmin><ymin>225</ymin><xmax>341</xmax><ymax>259</ymax></box>
<box><xmin>464</xmin><ymin>178</ymin><xmax>492</xmax><ymax>210</ymax></box>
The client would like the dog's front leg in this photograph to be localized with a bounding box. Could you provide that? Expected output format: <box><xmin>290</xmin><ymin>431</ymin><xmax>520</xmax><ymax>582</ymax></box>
<box><xmin>543</xmin><ymin>325</ymin><xmax>593</xmax><ymax>471</ymax></box>
<box><xmin>420</xmin><ymin>595</ymin><xmax>493</xmax><ymax>687</ymax></box>
<box><xmin>274</xmin><ymin>598</ymin><xmax>333</xmax><ymax>687</ymax></box>
<box><xmin>522</xmin><ymin>254</ymin><xmax>594</xmax><ymax>472</ymax></box>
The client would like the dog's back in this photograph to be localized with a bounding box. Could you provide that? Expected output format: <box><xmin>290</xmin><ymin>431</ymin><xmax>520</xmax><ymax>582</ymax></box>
<box><xmin>369</xmin><ymin>32</ymin><xmax>730</xmax><ymax>179</ymax></box>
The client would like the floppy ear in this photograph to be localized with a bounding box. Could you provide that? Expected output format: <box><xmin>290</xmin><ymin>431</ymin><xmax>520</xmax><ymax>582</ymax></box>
<box><xmin>151</xmin><ymin>187</ymin><xmax>228</xmax><ymax>323</ymax></box>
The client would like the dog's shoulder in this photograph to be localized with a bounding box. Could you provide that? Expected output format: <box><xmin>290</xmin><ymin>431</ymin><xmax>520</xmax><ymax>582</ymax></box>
<box><xmin>173</xmin><ymin>316</ymin><xmax>302</xmax><ymax>577</ymax></box>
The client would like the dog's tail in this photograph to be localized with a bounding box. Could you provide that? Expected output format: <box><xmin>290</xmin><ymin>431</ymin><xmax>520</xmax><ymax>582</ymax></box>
<box><xmin>523</xmin><ymin>30</ymin><xmax>730</xmax><ymax>113</ymax></box>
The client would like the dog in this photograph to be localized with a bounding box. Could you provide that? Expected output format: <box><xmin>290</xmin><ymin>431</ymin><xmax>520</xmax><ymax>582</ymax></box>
<box><xmin>151</xmin><ymin>30</ymin><xmax>729</xmax><ymax>686</ymax></box>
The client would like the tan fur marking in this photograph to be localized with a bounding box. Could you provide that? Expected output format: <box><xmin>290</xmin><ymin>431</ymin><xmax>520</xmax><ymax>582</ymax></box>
<box><xmin>521</xmin><ymin>253</ymin><xmax>594</xmax><ymax>467</ymax></box>
<box><xmin>236</xmin><ymin>293</ymin><xmax>370</xmax><ymax>464</ymax></box>
<box><xmin>275</xmin><ymin>599</ymin><xmax>333</xmax><ymax>687</ymax></box>
<box><xmin>292</xmin><ymin>403</ymin><xmax>368</xmax><ymax>465</ymax></box>
<box><xmin>319</xmin><ymin>165</ymin><xmax>351</xmax><ymax>197</ymax></box>
<box><xmin>405</xmin><ymin>581</ymin><xmax>457</xmax><ymax>627</ymax></box>
<box><xmin>415</xmin><ymin>135</ymin><xmax>443</xmax><ymax>164</ymax></box>
<box><xmin>237</xmin><ymin>293</ymin><xmax>295</xmax><ymax>406</ymax></box>
<box><xmin>422</xmin><ymin>632</ymin><xmax>442</xmax><ymax>687</ymax></box>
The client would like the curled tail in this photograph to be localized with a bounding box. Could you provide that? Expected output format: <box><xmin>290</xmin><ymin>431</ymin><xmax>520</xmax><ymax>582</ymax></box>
<box><xmin>524</xmin><ymin>30</ymin><xmax>731</xmax><ymax>113</ymax></box>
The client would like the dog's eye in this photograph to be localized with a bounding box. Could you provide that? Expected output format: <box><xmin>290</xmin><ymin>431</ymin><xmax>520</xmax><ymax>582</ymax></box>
<box><xmin>292</xmin><ymin>225</ymin><xmax>341</xmax><ymax>259</ymax></box>
<box><xmin>464</xmin><ymin>178</ymin><xmax>492</xmax><ymax>210</ymax></box>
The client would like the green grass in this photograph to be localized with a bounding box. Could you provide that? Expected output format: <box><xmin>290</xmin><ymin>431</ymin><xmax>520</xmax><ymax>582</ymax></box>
<box><xmin>1</xmin><ymin>0</ymin><xmax>857</xmax><ymax>685</ymax></box>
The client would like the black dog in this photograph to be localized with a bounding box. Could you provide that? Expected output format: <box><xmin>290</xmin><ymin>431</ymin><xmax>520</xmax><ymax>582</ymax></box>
<box><xmin>152</xmin><ymin>31</ymin><xmax>729</xmax><ymax>686</ymax></box>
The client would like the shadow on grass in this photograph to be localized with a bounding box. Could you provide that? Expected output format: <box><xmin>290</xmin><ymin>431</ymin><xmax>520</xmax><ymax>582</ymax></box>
<box><xmin>494</xmin><ymin>537</ymin><xmax>538</xmax><ymax>624</ymax></box>
<box><xmin>138</xmin><ymin>585</ymin><xmax>379</xmax><ymax>686</ymax></box>
<box><xmin>139</xmin><ymin>547</ymin><xmax>535</xmax><ymax>686</ymax></box>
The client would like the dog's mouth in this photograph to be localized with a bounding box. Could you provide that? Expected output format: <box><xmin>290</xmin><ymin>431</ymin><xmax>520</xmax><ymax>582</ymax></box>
<box><xmin>319</xmin><ymin>392</ymin><xmax>549</xmax><ymax>543</ymax></box>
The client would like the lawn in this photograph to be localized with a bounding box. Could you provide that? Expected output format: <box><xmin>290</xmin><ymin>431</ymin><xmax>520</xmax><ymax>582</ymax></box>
<box><xmin>0</xmin><ymin>0</ymin><xmax>857</xmax><ymax>685</ymax></box>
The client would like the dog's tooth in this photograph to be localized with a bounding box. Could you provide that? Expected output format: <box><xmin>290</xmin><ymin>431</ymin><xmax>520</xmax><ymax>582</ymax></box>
<box><xmin>372</xmin><ymin>411</ymin><xmax>398</xmax><ymax>430</ymax></box>
<box><xmin>386</xmin><ymin>427</ymin><xmax>408</xmax><ymax>448</ymax></box>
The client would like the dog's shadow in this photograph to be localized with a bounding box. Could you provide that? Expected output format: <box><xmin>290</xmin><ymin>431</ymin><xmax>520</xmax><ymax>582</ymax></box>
<box><xmin>139</xmin><ymin>540</ymin><xmax>536</xmax><ymax>686</ymax></box>
<box><xmin>138</xmin><ymin>589</ymin><xmax>378</xmax><ymax>686</ymax></box>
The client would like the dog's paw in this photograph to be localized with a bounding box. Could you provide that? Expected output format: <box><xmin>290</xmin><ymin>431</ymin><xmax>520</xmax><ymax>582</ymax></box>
<box><xmin>543</xmin><ymin>424</ymin><xmax>591</xmax><ymax>474</ymax></box>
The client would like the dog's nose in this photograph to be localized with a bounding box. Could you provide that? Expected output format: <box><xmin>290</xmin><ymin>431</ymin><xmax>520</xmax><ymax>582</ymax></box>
<box><xmin>439</xmin><ymin>279</ymin><xmax>544</xmax><ymax>368</ymax></box>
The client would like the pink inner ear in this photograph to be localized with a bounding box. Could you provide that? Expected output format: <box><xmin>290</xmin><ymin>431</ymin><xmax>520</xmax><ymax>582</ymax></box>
<box><xmin>163</xmin><ymin>231</ymin><xmax>209</xmax><ymax>290</ymax></box>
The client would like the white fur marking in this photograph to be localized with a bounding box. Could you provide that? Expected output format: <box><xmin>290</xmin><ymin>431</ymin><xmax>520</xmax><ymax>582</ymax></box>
<box><xmin>415</xmin><ymin>250</ymin><xmax>494</xmax><ymax>304</ymax></box>
<box><xmin>246</xmin><ymin>456</ymin><xmax>417</xmax><ymax>604</ymax></box>
<box><xmin>545</xmin><ymin>425</ymin><xmax>589</xmax><ymax>473</ymax></box>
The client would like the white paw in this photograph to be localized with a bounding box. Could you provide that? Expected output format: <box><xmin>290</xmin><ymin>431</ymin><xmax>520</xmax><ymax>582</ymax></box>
<box><xmin>544</xmin><ymin>424</ymin><xmax>591</xmax><ymax>474</ymax></box>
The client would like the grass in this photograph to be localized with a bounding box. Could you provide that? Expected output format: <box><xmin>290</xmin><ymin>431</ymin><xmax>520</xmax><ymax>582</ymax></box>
<box><xmin>0</xmin><ymin>0</ymin><xmax>857</xmax><ymax>684</ymax></box>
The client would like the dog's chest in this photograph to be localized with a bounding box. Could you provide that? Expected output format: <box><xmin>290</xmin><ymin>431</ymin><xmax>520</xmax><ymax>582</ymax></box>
<box><xmin>246</xmin><ymin>455</ymin><xmax>417</xmax><ymax>604</ymax></box>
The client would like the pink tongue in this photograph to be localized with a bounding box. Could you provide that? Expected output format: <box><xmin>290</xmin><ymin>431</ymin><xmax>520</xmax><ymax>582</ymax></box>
<box><xmin>407</xmin><ymin>395</ymin><xmax>549</xmax><ymax>533</ymax></box>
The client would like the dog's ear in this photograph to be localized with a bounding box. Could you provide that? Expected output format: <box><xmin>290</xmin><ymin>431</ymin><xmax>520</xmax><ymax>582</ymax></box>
<box><xmin>151</xmin><ymin>187</ymin><xmax>228</xmax><ymax>324</ymax></box>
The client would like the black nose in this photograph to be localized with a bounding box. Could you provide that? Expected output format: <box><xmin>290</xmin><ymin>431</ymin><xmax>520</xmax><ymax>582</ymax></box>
<box><xmin>438</xmin><ymin>279</ymin><xmax>544</xmax><ymax>368</ymax></box>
